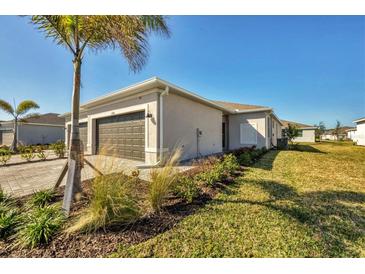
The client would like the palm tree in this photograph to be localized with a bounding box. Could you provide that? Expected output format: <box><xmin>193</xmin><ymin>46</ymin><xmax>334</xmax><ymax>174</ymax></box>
<box><xmin>0</xmin><ymin>99</ymin><xmax>39</xmax><ymax>151</ymax></box>
<box><xmin>29</xmin><ymin>16</ymin><xmax>170</xmax><ymax>214</ymax></box>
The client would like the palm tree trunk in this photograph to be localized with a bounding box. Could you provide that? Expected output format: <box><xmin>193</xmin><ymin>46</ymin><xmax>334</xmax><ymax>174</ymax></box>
<box><xmin>62</xmin><ymin>56</ymin><xmax>82</xmax><ymax>215</ymax></box>
<box><xmin>11</xmin><ymin>118</ymin><xmax>18</xmax><ymax>152</ymax></box>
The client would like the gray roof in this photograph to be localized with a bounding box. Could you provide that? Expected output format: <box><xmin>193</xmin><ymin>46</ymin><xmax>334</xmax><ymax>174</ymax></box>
<box><xmin>0</xmin><ymin>113</ymin><xmax>64</xmax><ymax>126</ymax></box>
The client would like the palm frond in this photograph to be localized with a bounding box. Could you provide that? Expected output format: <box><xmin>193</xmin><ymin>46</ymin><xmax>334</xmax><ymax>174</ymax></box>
<box><xmin>15</xmin><ymin>100</ymin><xmax>39</xmax><ymax>116</ymax></box>
<box><xmin>0</xmin><ymin>100</ymin><xmax>14</xmax><ymax>116</ymax></box>
<box><xmin>30</xmin><ymin>16</ymin><xmax>76</xmax><ymax>55</ymax></box>
<box><xmin>29</xmin><ymin>15</ymin><xmax>170</xmax><ymax>73</ymax></box>
<box><xmin>141</xmin><ymin>15</ymin><xmax>171</xmax><ymax>38</ymax></box>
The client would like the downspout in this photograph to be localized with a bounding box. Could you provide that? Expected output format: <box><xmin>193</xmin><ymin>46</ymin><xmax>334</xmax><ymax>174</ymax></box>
<box><xmin>137</xmin><ymin>86</ymin><xmax>169</xmax><ymax>169</ymax></box>
<box><xmin>159</xmin><ymin>86</ymin><xmax>169</xmax><ymax>162</ymax></box>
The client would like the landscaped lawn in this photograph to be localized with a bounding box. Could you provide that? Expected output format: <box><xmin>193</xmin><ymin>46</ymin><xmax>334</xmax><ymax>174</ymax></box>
<box><xmin>115</xmin><ymin>141</ymin><xmax>365</xmax><ymax>257</ymax></box>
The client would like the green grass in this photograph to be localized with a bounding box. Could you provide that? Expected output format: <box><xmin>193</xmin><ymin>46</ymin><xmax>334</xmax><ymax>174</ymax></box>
<box><xmin>114</xmin><ymin>142</ymin><xmax>365</xmax><ymax>257</ymax></box>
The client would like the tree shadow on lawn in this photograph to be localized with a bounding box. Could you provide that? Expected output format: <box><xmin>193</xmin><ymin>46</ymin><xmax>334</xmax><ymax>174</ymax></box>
<box><xmin>291</xmin><ymin>144</ymin><xmax>326</xmax><ymax>153</ymax></box>
<box><xmin>257</xmin><ymin>144</ymin><xmax>325</xmax><ymax>171</ymax></box>
<box><xmin>213</xmin><ymin>179</ymin><xmax>365</xmax><ymax>257</ymax></box>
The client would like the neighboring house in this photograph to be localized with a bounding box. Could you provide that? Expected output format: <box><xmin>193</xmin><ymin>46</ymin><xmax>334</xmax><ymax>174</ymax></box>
<box><xmin>61</xmin><ymin>77</ymin><xmax>282</xmax><ymax>165</ymax></box>
<box><xmin>321</xmin><ymin>130</ymin><xmax>337</xmax><ymax>141</ymax></box>
<box><xmin>320</xmin><ymin>127</ymin><xmax>353</xmax><ymax>141</ymax></box>
<box><xmin>281</xmin><ymin>120</ymin><xmax>317</xmax><ymax>143</ymax></box>
<box><xmin>0</xmin><ymin>113</ymin><xmax>65</xmax><ymax>146</ymax></box>
<box><xmin>353</xmin><ymin>117</ymin><xmax>365</xmax><ymax>146</ymax></box>
<box><xmin>345</xmin><ymin>128</ymin><xmax>357</xmax><ymax>140</ymax></box>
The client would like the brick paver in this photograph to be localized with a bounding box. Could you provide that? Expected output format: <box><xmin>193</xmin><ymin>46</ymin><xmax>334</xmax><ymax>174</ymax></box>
<box><xmin>0</xmin><ymin>155</ymin><xmax>193</xmax><ymax>197</ymax></box>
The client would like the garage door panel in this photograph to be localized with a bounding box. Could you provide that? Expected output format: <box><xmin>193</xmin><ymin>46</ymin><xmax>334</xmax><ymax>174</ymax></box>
<box><xmin>96</xmin><ymin>111</ymin><xmax>145</xmax><ymax>161</ymax></box>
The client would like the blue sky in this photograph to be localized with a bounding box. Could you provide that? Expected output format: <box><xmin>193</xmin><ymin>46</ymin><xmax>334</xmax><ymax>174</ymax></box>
<box><xmin>0</xmin><ymin>16</ymin><xmax>364</xmax><ymax>128</ymax></box>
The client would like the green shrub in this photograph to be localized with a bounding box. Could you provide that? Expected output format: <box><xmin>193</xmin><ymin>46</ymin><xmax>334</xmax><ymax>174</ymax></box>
<box><xmin>221</xmin><ymin>154</ymin><xmax>239</xmax><ymax>175</ymax></box>
<box><xmin>50</xmin><ymin>141</ymin><xmax>66</xmax><ymax>158</ymax></box>
<box><xmin>250</xmin><ymin>149</ymin><xmax>261</xmax><ymax>161</ymax></box>
<box><xmin>0</xmin><ymin>208</ymin><xmax>21</xmax><ymax>238</ymax></box>
<box><xmin>173</xmin><ymin>176</ymin><xmax>200</xmax><ymax>203</ymax></box>
<box><xmin>260</xmin><ymin>147</ymin><xmax>268</xmax><ymax>155</ymax></box>
<box><xmin>20</xmin><ymin>147</ymin><xmax>35</xmax><ymax>162</ymax></box>
<box><xmin>195</xmin><ymin>161</ymin><xmax>225</xmax><ymax>187</ymax></box>
<box><xmin>238</xmin><ymin>152</ymin><xmax>252</xmax><ymax>166</ymax></box>
<box><xmin>0</xmin><ymin>149</ymin><xmax>11</xmax><ymax>165</ymax></box>
<box><xmin>29</xmin><ymin>189</ymin><xmax>55</xmax><ymax>208</ymax></box>
<box><xmin>67</xmin><ymin>174</ymin><xmax>140</xmax><ymax>233</ymax></box>
<box><xmin>17</xmin><ymin>205</ymin><xmax>65</xmax><ymax>248</ymax></box>
<box><xmin>148</xmin><ymin>151</ymin><xmax>181</xmax><ymax>213</ymax></box>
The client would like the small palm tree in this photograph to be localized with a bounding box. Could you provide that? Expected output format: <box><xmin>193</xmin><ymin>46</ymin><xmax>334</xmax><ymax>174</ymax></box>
<box><xmin>29</xmin><ymin>16</ymin><xmax>170</xmax><ymax>214</ymax></box>
<box><xmin>0</xmin><ymin>99</ymin><xmax>39</xmax><ymax>151</ymax></box>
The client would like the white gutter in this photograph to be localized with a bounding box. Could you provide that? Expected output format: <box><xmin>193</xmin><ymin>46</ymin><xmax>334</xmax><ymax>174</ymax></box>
<box><xmin>233</xmin><ymin>107</ymin><xmax>273</xmax><ymax>114</ymax></box>
<box><xmin>160</xmin><ymin>86</ymin><xmax>169</xmax><ymax>162</ymax></box>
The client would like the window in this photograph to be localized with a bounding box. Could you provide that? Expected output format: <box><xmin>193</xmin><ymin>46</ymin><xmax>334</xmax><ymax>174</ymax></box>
<box><xmin>240</xmin><ymin>122</ymin><xmax>257</xmax><ymax>145</ymax></box>
<box><xmin>297</xmin><ymin>130</ymin><xmax>303</xmax><ymax>137</ymax></box>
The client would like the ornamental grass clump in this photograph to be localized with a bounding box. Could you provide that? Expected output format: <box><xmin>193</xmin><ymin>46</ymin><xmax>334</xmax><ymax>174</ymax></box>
<box><xmin>17</xmin><ymin>205</ymin><xmax>65</xmax><ymax>248</ymax></box>
<box><xmin>20</xmin><ymin>146</ymin><xmax>35</xmax><ymax>162</ymax></box>
<box><xmin>67</xmin><ymin>173</ymin><xmax>141</xmax><ymax>233</ymax></box>
<box><xmin>29</xmin><ymin>189</ymin><xmax>56</xmax><ymax>208</ymax></box>
<box><xmin>35</xmin><ymin>146</ymin><xmax>48</xmax><ymax>161</ymax></box>
<box><xmin>0</xmin><ymin>148</ymin><xmax>12</xmax><ymax>165</ymax></box>
<box><xmin>50</xmin><ymin>141</ymin><xmax>66</xmax><ymax>158</ymax></box>
<box><xmin>0</xmin><ymin>208</ymin><xmax>21</xmax><ymax>239</ymax></box>
<box><xmin>148</xmin><ymin>149</ymin><xmax>181</xmax><ymax>213</ymax></box>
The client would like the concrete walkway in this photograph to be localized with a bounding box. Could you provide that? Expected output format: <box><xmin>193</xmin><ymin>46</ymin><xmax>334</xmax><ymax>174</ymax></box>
<box><xmin>0</xmin><ymin>155</ymin><xmax>193</xmax><ymax>197</ymax></box>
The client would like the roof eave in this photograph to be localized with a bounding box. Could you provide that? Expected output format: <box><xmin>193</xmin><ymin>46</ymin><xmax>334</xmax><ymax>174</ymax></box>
<box><xmin>353</xmin><ymin>118</ymin><xmax>365</xmax><ymax>123</ymax></box>
<box><xmin>61</xmin><ymin>77</ymin><xmax>232</xmax><ymax>117</ymax></box>
<box><xmin>233</xmin><ymin>107</ymin><xmax>273</xmax><ymax>114</ymax></box>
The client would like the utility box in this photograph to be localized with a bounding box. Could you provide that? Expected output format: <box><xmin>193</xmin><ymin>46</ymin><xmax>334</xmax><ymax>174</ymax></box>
<box><xmin>277</xmin><ymin>138</ymin><xmax>288</xmax><ymax>150</ymax></box>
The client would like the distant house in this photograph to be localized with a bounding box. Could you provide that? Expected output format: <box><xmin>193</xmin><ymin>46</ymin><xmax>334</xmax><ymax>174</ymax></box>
<box><xmin>281</xmin><ymin>120</ymin><xmax>317</xmax><ymax>143</ymax></box>
<box><xmin>353</xmin><ymin>117</ymin><xmax>365</xmax><ymax>146</ymax></box>
<box><xmin>320</xmin><ymin>127</ymin><xmax>353</xmax><ymax>141</ymax></box>
<box><xmin>345</xmin><ymin>128</ymin><xmax>357</xmax><ymax>140</ymax></box>
<box><xmin>0</xmin><ymin>113</ymin><xmax>65</xmax><ymax>146</ymax></box>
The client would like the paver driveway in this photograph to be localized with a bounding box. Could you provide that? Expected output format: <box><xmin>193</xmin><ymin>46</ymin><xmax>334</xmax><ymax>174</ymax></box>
<box><xmin>0</xmin><ymin>155</ymin><xmax>193</xmax><ymax>197</ymax></box>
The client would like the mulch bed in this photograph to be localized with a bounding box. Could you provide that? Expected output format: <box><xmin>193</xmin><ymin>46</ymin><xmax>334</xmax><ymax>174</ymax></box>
<box><xmin>0</xmin><ymin>168</ymin><xmax>243</xmax><ymax>258</ymax></box>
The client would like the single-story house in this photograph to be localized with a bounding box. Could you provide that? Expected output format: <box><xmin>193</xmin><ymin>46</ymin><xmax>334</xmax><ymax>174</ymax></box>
<box><xmin>0</xmin><ymin>113</ymin><xmax>65</xmax><ymax>146</ymax></box>
<box><xmin>353</xmin><ymin>117</ymin><xmax>365</xmax><ymax>146</ymax></box>
<box><xmin>62</xmin><ymin>77</ymin><xmax>283</xmax><ymax>166</ymax></box>
<box><xmin>281</xmin><ymin>120</ymin><xmax>317</xmax><ymax>143</ymax></box>
<box><xmin>345</xmin><ymin>128</ymin><xmax>357</xmax><ymax>140</ymax></box>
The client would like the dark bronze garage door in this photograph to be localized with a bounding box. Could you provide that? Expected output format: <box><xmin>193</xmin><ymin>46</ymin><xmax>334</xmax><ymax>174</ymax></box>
<box><xmin>96</xmin><ymin>111</ymin><xmax>145</xmax><ymax>161</ymax></box>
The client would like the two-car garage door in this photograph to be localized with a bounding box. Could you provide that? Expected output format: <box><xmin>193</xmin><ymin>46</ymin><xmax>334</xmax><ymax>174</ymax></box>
<box><xmin>96</xmin><ymin>111</ymin><xmax>145</xmax><ymax>161</ymax></box>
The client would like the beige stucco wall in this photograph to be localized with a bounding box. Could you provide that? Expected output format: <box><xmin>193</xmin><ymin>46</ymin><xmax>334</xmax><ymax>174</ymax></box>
<box><xmin>65</xmin><ymin>91</ymin><xmax>159</xmax><ymax>164</ymax></box>
<box><xmin>293</xmin><ymin>129</ymin><xmax>315</xmax><ymax>143</ymax></box>
<box><xmin>320</xmin><ymin>134</ymin><xmax>337</xmax><ymax>141</ymax></box>
<box><xmin>0</xmin><ymin>131</ymin><xmax>13</xmax><ymax>146</ymax></box>
<box><xmin>355</xmin><ymin>121</ymin><xmax>365</xmax><ymax>146</ymax></box>
<box><xmin>269</xmin><ymin>116</ymin><xmax>282</xmax><ymax>147</ymax></box>
<box><xmin>163</xmin><ymin>92</ymin><xmax>223</xmax><ymax>161</ymax></box>
<box><xmin>18</xmin><ymin>124</ymin><xmax>64</xmax><ymax>145</ymax></box>
<box><xmin>228</xmin><ymin>112</ymin><xmax>268</xmax><ymax>149</ymax></box>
